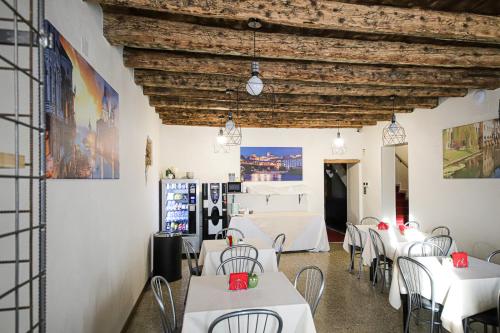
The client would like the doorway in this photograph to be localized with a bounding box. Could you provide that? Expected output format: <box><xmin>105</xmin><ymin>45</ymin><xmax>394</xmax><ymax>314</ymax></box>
<box><xmin>324</xmin><ymin>159</ymin><xmax>361</xmax><ymax>235</ymax></box>
<box><xmin>381</xmin><ymin>144</ymin><xmax>409</xmax><ymax>226</ymax></box>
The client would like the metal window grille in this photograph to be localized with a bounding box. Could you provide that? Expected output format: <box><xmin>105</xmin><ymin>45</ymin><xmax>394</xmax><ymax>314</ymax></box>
<box><xmin>0</xmin><ymin>0</ymin><xmax>46</xmax><ymax>332</ymax></box>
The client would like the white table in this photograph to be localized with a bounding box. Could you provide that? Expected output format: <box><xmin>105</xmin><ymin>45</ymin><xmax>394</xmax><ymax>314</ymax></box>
<box><xmin>229</xmin><ymin>211</ymin><xmax>330</xmax><ymax>252</ymax></box>
<box><xmin>389</xmin><ymin>256</ymin><xmax>500</xmax><ymax>333</ymax></box>
<box><xmin>182</xmin><ymin>272</ymin><xmax>317</xmax><ymax>333</ymax></box>
<box><xmin>342</xmin><ymin>225</ymin><xmax>455</xmax><ymax>266</ymax></box>
<box><xmin>199</xmin><ymin>238</ymin><xmax>279</xmax><ymax>276</ymax></box>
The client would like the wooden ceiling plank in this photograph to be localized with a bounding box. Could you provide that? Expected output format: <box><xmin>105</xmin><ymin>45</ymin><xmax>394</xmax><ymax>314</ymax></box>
<box><xmin>124</xmin><ymin>49</ymin><xmax>500</xmax><ymax>89</ymax></box>
<box><xmin>136</xmin><ymin>71</ymin><xmax>468</xmax><ymax>97</ymax></box>
<box><xmin>147</xmin><ymin>92</ymin><xmax>437</xmax><ymax>109</ymax></box>
<box><xmin>151</xmin><ymin>100</ymin><xmax>413</xmax><ymax>114</ymax></box>
<box><xmin>97</xmin><ymin>0</ymin><xmax>500</xmax><ymax>44</ymax></box>
<box><xmin>104</xmin><ymin>13</ymin><xmax>500</xmax><ymax>68</ymax></box>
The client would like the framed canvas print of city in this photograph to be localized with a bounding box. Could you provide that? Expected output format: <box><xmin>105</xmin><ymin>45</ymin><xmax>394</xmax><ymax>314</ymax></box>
<box><xmin>443</xmin><ymin>118</ymin><xmax>499</xmax><ymax>179</ymax></box>
<box><xmin>44</xmin><ymin>21</ymin><xmax>119</xmax><ymax>179</ymax></box>
<box><xmin>240</xmin><ymin>147</ymin><xmax>303</xmax><ymax>182</ymax></box>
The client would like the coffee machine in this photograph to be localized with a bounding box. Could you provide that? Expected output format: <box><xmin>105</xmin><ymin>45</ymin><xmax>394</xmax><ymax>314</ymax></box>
<box><xmin>201</xmin><ymin>183</ymin><xmax>228</xmax><ymax>240</ymax></box>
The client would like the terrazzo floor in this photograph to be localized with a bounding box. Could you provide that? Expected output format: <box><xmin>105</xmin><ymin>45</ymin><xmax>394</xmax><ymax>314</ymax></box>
<box><xmin>124</xmin><ymin>243</ymin><xmax>449</xmax><ymax>333</ymax></box>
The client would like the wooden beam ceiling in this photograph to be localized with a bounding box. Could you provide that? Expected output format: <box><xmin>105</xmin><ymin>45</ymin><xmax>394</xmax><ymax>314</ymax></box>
<box><xmin>98</xmin><ymin>0</ymin><xmax>500</xmax><ymax>44</ymax></box>
<box><xmin>96</xmin><ymin>0</ymin><xmax>500</xmax><ymax>128</ymax></box>
<box><xmin>136</xmin><ymin>70</ymin><xmax>469</xmax><ymax>98</ymax></box>
<box><xmin>124</xmin><ymin>49</ymin><xmax>500</xmax><ymax>89</ymax></box>
<box><xmin>146</xmin><ymin>91</ymin><xmax>438</xmax><ymax>109</ymax></box>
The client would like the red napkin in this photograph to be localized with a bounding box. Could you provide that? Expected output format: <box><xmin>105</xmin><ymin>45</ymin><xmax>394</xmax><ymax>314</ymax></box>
<box><xmin>398</xmin><ymin>225</ymin><xmax>407</xmax><ymax>235</ymax></box>
<box><xmin>377</xmin><ymin>222</ymin><xmax>389</xmax><ymax>230</ymax></box>
<box><xmin>229</xmin><ymin>272</ymin><xmax>248</xmax><ymax>290</ymax></box>
<box><xmin>451</xmin><ymin>252</ymin><xmax>468</xmax><ymax>268</ymax></box>
<box><xmin>227</xmin><ymin>235</ymin><xmax>233</xmax><ymax>246</ymax></box>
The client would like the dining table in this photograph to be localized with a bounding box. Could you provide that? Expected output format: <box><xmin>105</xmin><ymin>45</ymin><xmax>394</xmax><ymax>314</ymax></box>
<box><xmin>199</xmin><ymin>238</ymin><xmax>279</xmax><ymax>276</ymax></box>
<box><xmin>182</xmin><ymin>271</ymin><xmax>317</xmax><ymax>333</ymax></box>
<box><xmin>389</xmin><ymin>256</ymin><xmax>500</xmax><ymax>333</ymax></box>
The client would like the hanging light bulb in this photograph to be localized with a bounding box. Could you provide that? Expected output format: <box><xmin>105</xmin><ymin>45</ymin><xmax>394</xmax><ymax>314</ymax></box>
<box><xmin>246</xmin><ymin>61</ymin><xmax>263</xmax><ymax>96</ymax></box>
<box><xmin>334</xmin><ymin>131</ymin><xmax>345</xmax><ymax>148</ymax></box>
<box><xmin>225</xmin><ymin>112</ymin><xmax>235</xmax><ymax>130</ymax></box>
<box><xmin>216</xmin><ymin>128</ymin><xmax>227</xmax><ymax>145</ymax></box>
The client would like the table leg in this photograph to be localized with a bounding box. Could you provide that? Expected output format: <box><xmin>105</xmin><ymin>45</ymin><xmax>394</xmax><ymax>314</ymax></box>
<box><xmin>401</xmin><ymin>294</ymin><xmax>408</xmax><ymax>331</ymax></box>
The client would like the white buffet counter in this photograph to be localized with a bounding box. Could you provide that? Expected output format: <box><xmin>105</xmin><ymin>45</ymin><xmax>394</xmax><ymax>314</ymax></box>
<box><xmin>229</xmin><ymin>211</ymin><xmax>330</xmax><ymax>252</ymax></box>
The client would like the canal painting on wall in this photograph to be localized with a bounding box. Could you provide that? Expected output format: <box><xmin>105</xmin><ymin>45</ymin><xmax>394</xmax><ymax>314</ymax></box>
<box><xmin>443</xmin><ymin>117</ymin><xmax>500</xmax><ymax>179</ymax></box>
<box><xmin>240</xmin><ymin>147</ymin><xmax>303</xmax><ymax>182</ymax></box>
<box><xmin>44</xmin><ymin>21</ymin><xmax>119</xmax><ymax>179</ymax></box>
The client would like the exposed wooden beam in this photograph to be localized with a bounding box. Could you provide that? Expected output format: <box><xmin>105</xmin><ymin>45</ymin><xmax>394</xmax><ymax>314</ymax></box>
<box><xmin>104</xmin><ymin>13</ymin><xmax>500</xmax><ymax>68</ymax></box>
<box><xmin>136</xmin><ymin>70</ymin><xmax>468</xmax><ymax>97</ymax></box>
<box><xmin>124</xmin><ymin>49</ymin><xmax>500</xmax><ymax>89</ymax></box>
<box><xmin>97</xmin><ymin>0</ymin><xmax>500</xmax><ymax>45</ymax></box>
<box><xmin>151</xmin><ymin>98</ymin><xmax>413</xmax><ymax>114</ymax></box>
<box><xmin>145</xmin><ymin>88</ymin><xmax>438</xmax><ymax>109</ymax></box>
<box><xmin>156</xmin><ymin>109</ymin><xmax>392</xmax><ymax>121</ymax></box>
<box><xmin>159</xmin><ymin>117</ymin><xmax>375</xmax><ymax>128</ymax></box>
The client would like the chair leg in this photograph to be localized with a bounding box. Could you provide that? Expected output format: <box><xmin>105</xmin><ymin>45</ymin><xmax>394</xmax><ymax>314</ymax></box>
<box><xmin>372</xmin><ymin>258</ymin><xmax>379</xmax><ymax>286</ymax></box>
<box><xmin>404</xmin><ymin>307</ymin><xmax>412</xmax><ymax>333</ymax></box>
<box><xmin>348</xmin><ymin>245</ymin><xmax>354</xmax><ymax>272</ymax></box>
<box><xmin>357</xmin><ymin>250</ymin><xmax>363</xmax><ymax>279</ymax></box>
<box><xmin>380</xmin><ymin>262</ymin><xmax>386</xmax><ymax>293</ymax></box>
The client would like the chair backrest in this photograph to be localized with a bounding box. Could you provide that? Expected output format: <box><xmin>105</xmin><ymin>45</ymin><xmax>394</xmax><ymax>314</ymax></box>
<box><xmin>215</xmin><ymin>227</ymin><xmax>245</xmax><ymax>240</ymax></box>
<box><xmin>208</xmin><ymin>309</ymin><xmax>283</xmax><ymax>333</ymax></box>
<box><xmin>397</xmin><ymin>257</ymin><xmax>438</xmax><ymax>315</ymax></box>
<box><xmin>272</xmin><ymin>233</ymin><xmax>286</xmax><ymax>266</ymax></box>
<box><xmin>407</xmin><ymin>241</ymin><xmax>445</xmax><ymax>257</ymax></box>
<box><xmin>182</xmin><ymin>239</ymin><xmax>200</xmax><ymax>277</ymax></box>
<box><xmin>497</xmin><ymin>289</ymin><xmax>500</xmax><ymax>329</ymax></box>
<box><xmin>151</xmin><ymin>276</ymin><xmax>176</xmax><ymax>333</ymax></box>
<box><xmin>346</xmin><ymin>222</ymin><xmax>364</xmax><ymax>249</ymax></box>
<box><xmin>293</xmin><ymin>266</ymin><xmax>325</xmax><ymax>317</ymax></box>
<box><xmin>431</xmin><ymin>226</ymin><xmax>450</xmax><ymax>236</ymax></box>
<box><xmin>487</xmin><ymin>250</ymin><xmax>500</xmax><ymax>264</ymax></box>
<box><xmin>424</xmin><ymin>235</ymin><xmax>453</xmax><ymax>256</ymax></box>
<box><xmin>220</xmin><ymin>244</ymin><xmax>259</xmax><ymax>264</ymax></box>
<box><xmin>404</xmin><ymin>221</ymin><xmax>420</xmax><ymax>230</ymax></box>
<box><xmin>216</xmin><ymin>256</ymin><xmax>264</xmax><ymax>275</ymax></box>
<box><xmin>360</xmin><ymin>216</ymin><xmax>380</xmax><ymax>225</ymax></box>
<box><xmin>369</xmin><ymin>229</ymin><xmax>387</xmax><ymax>259</ymax></box>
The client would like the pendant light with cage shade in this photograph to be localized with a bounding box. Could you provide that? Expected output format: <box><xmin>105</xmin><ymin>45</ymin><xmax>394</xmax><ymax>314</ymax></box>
<box><xmin>214</xmin><ymin>89</ymin><xmax>242</xmax><ymax>152</ymax></box>
<box><xmin>246</xmin><ymin>18</ymin><xmax>264</xmax><ymax>96</ymax></box>
<box><xmin>382</xmin><ymin>96</ymin><xmax>406</xmax><ymax>145</ymax></box>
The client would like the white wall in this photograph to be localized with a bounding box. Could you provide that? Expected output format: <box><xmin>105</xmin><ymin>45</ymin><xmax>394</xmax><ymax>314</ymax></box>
<box><xmin>44</xmin><ymin>2</ymin><xmax>161</xmax><ymax>332</ymax></box>
<box><xmin>363</xmin><ymin>88</ymin><xmax>500</xmax><ymax>258</ymax></box>
<box><xmin>160</xmin><ymin>126</ymin><xmax>364</xmax><ymax>216</ymax></box>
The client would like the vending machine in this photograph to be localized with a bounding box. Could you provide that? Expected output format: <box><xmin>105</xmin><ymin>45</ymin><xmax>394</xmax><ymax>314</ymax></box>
<box><xmin>202</xmin><ymin>182</ymin><xmax>228</xmax><ymax>240</ymax></box>
<box><xmin>160</xmin><ymin>179</ymin><xmax>201</xmax><ymax>251</ymax></box>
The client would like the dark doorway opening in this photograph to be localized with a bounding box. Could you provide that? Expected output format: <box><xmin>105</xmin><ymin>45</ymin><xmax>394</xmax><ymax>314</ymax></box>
<box><xmin>324</xmin><ymin>163</ymin><xmax>347</xmax><ymax>233</ymax></box>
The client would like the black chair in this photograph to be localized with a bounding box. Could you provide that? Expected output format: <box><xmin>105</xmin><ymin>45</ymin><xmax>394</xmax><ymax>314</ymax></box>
<box><xmin>216</xmin><ymin>256</ymin><xmax>264</xmax><ymax>275</ymax></box>
<box><xmin>404</xmin><ymin>221</ymin><xmax>420</xmax><ymax>230</ymax></box>
<box><xmin>407</xmin><ymin>241</ymin><xmax>445</xmax><ymax>257</ymax></box>
<box><xmin>487</xmin><ymin>250</ymin><xmax>500</xmax><ymax>264</ymax></box>
<box><xmin>464</xmin><ymin>283</ymin><xmax>499</xmax><ymax>333</ymax></box>
<box><xmin>431</xmin><ymin>226</ymin><xmax>450</xmax><ymax>236</ymax></box>
<box><xmin>215</xmin><ymin>227</ymin><xmax>245</xmax><ymax>240</ymax></box>
<box><xmin>397</xmin><ymin>256</ymin><xmax>443</xmax><ymax>333</ymax></box>
<box><xmin>151</xmin><ymin>276</ymin><xmax>178</xmax><ymax>333</ymax></box>
<box><xmin>424</xmin><ymin>235</ymin><xmax>453</xmax><ymax>256</ymax></box>
<box><xmin>208</xmin><ymin>309</ymin><xmax>283</xmax><ymax>333</ymax></box>
<box><xmin>183</xmin><ymin>239</ymin><xmax>202</xmax><ymax>276</ymax></box>
<box><xmin>346</xmin><ymin>222</ymin><xmax>364</xmax><ymax>279</ymax></box>
<box><xmin>369</xmin><ymin>229</ymin><xmax>392</xmax><ymax>292</ymax></box>
<box><xmin>273</xmin><ymin>233</ymin><xmax>286</xmax><ymax>267</ymax></box>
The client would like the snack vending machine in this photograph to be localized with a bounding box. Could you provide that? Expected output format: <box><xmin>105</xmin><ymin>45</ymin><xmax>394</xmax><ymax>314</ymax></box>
<box><xmin>160</xmin><ymin>179</ymin><xmax>201</xmax><ymax>251</ymax></box>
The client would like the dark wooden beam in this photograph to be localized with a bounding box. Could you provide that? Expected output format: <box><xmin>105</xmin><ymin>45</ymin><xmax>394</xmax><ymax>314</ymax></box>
<box><xmin>146</xmin><ymin>88</ymin><xmax>438</xmax><ymax>109</ymax></box>
<box><xmin>147</xmin><ymin>91</ymin><xmax>437</xmax><ymax>109</ymax></box>
<box><xmin>104</xmin><ymin>13</ymin><xmax>500</xmax><ymax>68</ymax></box>
<box><xmin>156</xmin><ymin>109</ymin><xmax>393</xmax><ymax>121</ymax></box>
<box><xmin>97</xmin><ymin>0</ymin><xmax>500</xmax><ymax>45</ymax></box>
<box><xmin>151</xmin><ymin>98</ymin><xmax>413</xmax><ymax>114</ymax></box>
<box><xmin>124</xmin><ymin>49</ymin><xmax>500</xmax><ymax>89</ymax></box>
<box><xmin>136</xmin><ymin>70</ymin><xmax>468</xmax><ymax>97</ymax></box>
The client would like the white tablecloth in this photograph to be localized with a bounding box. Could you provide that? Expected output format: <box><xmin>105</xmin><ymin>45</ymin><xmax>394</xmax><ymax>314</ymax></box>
<box><xmin>389</xmin><ymin>256</ymin><xmax>500</xmax><ymax>333</ymax></box>
<box><xmin>229</xmin><ymin>212</ymin><xmax>330</xmax><ymax>252</ymax></box>
<box><xmin>199</xmin><ymin>238</ymin><xmax>279</xmax><ymax>276</ymax></box>
<box><xmin>182</xmin><ymin>272</ymin><xmax>317</xmax><ymax>333</ymax></box>
<box><xmin>342</xmin><ymin>225</ymin><xmax>455</xmax><ymax>266</ymax></box>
